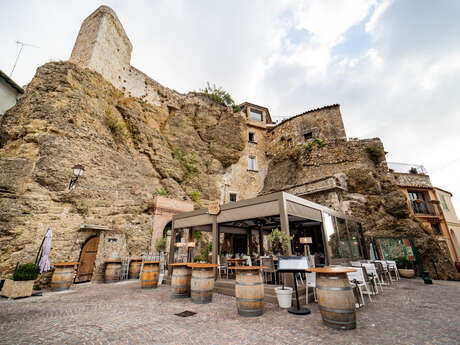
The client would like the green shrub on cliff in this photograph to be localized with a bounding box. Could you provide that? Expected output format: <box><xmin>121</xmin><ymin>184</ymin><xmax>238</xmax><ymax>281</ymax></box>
<box><xmin>195</xmin><ymin>82</ymin><xmax>240</xmax><ymax>113</ymax></box>
<box><xmin>172</xmin><ymin>148</ymin><xmax>199</xmax><ymax>179</ymax></box>
<box><xmin>366</xmin><ymin>145</ymin><xmax>385</xmax><ymax>163</ymax></box>
<box><xmin>105</xmin><ymin>108</ymin><xmax>129</xmax><ymax>141</ymax></box>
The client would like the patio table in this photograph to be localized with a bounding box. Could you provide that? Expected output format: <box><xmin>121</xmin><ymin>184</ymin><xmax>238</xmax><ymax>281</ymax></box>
<box><xmin>141</xmin><ymin>261</ymin><xmax>160</xmax><ymax>289</ymax></box>
<box><xmin>227</xmin><ymin>258</ymin><xmax>247</xmax><ymax>266</ymax></box>
<box><xmin>233</xmin><ymin>266</ymin><xmax>267</xmax><ymax>317</ymax></box>
<box><xmin>51</xmin><ymin>262</ymin><xmax>79</xmax><ymax>291</ymax></box>
<box><xmin>104</xmin><ymin>260</ymin><xmax>122</xmax><ymax>283</ymax></box>
<box><xmin>307</xmin><ymin>267</ymin><xmax>357</xmax><ymax>330</ymax></box>
<box><xmin>186</xmin><ymin>263</ymin><xmax>218</xmax><ymax>304</ymax></box>
<box><xmin>169</xmin><ymin>262</ymin><xmax>192</xmax><ymax>298</ymax></box>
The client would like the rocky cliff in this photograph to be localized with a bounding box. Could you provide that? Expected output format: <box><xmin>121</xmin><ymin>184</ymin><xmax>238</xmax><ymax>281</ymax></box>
<box><xmin>0</xmin><ymin>61</ymin><xmax>246</xmax><ymax>276</ymax></box>
<box><xmin>262</xmin><ymin>138</ymin><xmax>458</xmax><ymax>280</ymax></box>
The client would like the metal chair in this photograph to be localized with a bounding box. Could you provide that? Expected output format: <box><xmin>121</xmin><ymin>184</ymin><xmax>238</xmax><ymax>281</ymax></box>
<box><xmin>217</xmin><ymin>255</ymin><xmax>229</xmax><ymax>279</ymax></box>
<box><xmin>261</xmin><ymin>257</ymin><xmax>278</xmax><ymax>284</ymax></box>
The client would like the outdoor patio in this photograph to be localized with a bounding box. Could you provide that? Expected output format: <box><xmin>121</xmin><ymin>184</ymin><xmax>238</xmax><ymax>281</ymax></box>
<box><xmin>1</xmin><ymin>278</ymin><xmax>459</xmax><ymax>345</ymax></box>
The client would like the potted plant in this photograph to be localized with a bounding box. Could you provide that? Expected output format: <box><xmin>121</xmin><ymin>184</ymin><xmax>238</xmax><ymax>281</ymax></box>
<box><xmin>395</xmin><ymin>256</ymin><xmax>416</xmax><ymax>278</ymax></box>
<box><xmin>155</xmin><ymin>236</ymin><xmax>167</xmax><ymax>253</ymax></box>
<box><xmin>1</xmin><ymin>263</ymin><xmax>40</xmax><ymax>299</ymax></box>
<box><xmin>267</xmin><ymin>228</ymin><xmax>295</xmax><ymax>308</ymax></box>
<box><xmin>193</xmin><ymin>255</ymin><xmax>205</xmax><ymax>263</ymax></box>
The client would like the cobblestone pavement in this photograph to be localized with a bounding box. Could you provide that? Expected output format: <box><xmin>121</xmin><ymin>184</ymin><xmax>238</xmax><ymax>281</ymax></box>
<box><xmin>1</xmin><ymin>278</ymin><xmax>459</xmax><ymax>345</ymax></box>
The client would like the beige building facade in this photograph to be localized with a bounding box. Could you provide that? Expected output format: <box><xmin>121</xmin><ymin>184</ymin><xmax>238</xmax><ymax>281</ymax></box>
<box><xmin>435</xmin><ymin>188</ymin><xmax>460</xmax><ymax>262</ymax></box>
<box><xmin>389</xmin><ymin>163</ymin><xmax>458</xmax><ymax>263</ymax></box>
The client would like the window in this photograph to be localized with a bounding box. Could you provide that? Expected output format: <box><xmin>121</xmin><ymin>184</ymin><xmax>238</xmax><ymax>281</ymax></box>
<box><xmin>248</xmin><ymin>156</ymin><xmax>256</xmax><ymax>171</ymax></box>
<box><xmin>249</xmin><ymin>108</ymin><xmax>263</xmax><ymax>121</ymax></box>
<box><xmin>303</xmin><ymin>132</ymin><xmax>313</xmax><ymax>142</ymax></box>
<box><xmin>229</xmin><ymin>193</ymin><xmax>237</xmax><ymax>202</ymax></box>
<box><xmin>440</xmin><ymin>194</ymin><xmax>449</xmax><ymax>211</ymax></box>
<box><xmin>248</xmin><ymin>132</ymin><xmax>255</xmax><ymax>142</ymax></box>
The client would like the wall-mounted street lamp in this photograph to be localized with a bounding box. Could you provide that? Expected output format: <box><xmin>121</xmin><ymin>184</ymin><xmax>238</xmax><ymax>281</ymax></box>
<box><xmin>69</xmin><ymin>164</ymin><xmax>85</xmax><ymax>190</ymax></box>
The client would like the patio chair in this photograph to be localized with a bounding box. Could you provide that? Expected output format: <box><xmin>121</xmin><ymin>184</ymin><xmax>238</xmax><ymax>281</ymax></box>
<box><xmin>346</xmin><ymin>267</ymin><xmax>373</xmax><ymax>305</ymax></box>
<box><xmin>242</xmin><ymin>255</ymin><xmax>252</xmax><ymax>266</ymax></box>
<box><xmin>217</xmin><ymin>255</ymin><xmax>229</xmax><ymax>279</ymax></box>
<box><xmin>372</xmin><ymin>261</ymin><xmax>391</xmax><ymax>286</ymax></box>
<box><xmin>261</xmin><ymin>257</ymin><xmax>278</xmax><ymax>285</ymax></box>
<box><xmin>120</xmin><ymin>257</ymin><xmax>130</xmax><ymax>280</ymax></box>
<box><xmin>386</xmin><ymin>260</ymin><xmax>400</xmax><ymax>281</ymax></box>
<box><xmin>360</xmin><ymin>265</ymin><xmax>377</xmax><ymax>296</ymax></box>
<box><xmin>375</xmin><ymin>260</ymin><xmax>392</xmax><ymax>284</ymax></box>
<box><xmin>305</xmin><ymin>272</ymin><xmax>317</xmax><ymax>303</ymax></box>
<box><xmin>361</xmin><ymin>262</ymin><xmax>384</xmax><ymax>294</ymax></box>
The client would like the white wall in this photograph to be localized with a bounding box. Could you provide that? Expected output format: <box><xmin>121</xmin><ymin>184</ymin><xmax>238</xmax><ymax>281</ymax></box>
<box><xmin>0</xmin><ymin>78</ymin><xmax>20</xmax><ymax>115</ymax></box>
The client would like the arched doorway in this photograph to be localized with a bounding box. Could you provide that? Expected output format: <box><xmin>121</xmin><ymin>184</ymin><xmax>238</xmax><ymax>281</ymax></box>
<box><xmin>75</xmin><ymin>236</ymin><xmax>100</xmax><ymax>283</ymax></box>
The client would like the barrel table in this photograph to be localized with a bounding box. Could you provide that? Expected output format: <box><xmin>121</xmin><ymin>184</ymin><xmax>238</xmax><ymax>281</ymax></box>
<box><xmin>187</xmin><ymin>263</ymin><xmax>218</xmax><ymax>304</ymax></box>
<box><xmin>128</xmin><ymin>258</ymin><xmax>142</xmax><ymax>279</ymax></box>
<box><xmin>307</xmin><ymin>267</ymin><xmax>357</xmax><ymax>330</ymax></box>
<box><xmin>141</xmin><ymin>261</ymin><xmax>160</xmax><ymax>289</ymax></box>
<box><xmin>51</xmin><ymin>262</ymin><xmax>79</xmax><ymax>291</ymax></box>
<box><xmin>170</xmin><ymin>263</ymin><xmax>192</xmax><ymax>298</ymax></box>
<box><xmin>104</xmin><ymin>260</ymin><xmax>122</xmax><ymax>283</ymax></box>
<box><xmin>233</xmin><ymin>266</ymin><xmax>266</xmax><ymax>317</ymax></box>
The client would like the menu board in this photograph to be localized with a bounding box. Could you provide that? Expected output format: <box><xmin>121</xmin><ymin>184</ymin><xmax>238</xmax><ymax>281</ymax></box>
<box><xmin>278</xmin><ymin>256</ymin><xmax>310</xmax><ymax>270</ymax></box>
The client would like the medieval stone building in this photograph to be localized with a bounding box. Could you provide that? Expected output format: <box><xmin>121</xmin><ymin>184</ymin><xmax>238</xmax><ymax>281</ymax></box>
<box><xmin>0</xmin><ymin>6</ymin><xmax>457</xmax><ymax>282</ymax></box>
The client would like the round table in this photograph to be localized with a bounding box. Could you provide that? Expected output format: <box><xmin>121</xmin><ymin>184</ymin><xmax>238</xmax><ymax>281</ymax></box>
<box><xmin>104</xmin><ymin>260</ymin><xmax>122</xmax><ymax>283</ymax></box>
<box><xmin>51</xmin><ymin>262</ymin><xmax>79</xmax><ymax>291</ymax></box>
<box><xmin>169</xmin><ymin>263</ymin><xmax>192</xmax><ymax>298</ymax></box>
<box><xmin>186</xmin><ymin>263</ymin><xmax>218</xmax><ymax>304</ymax></box>
<box><xmin>128</xmin><ymin>258</ymin><xmax>142</xmax><ymax>279</ymax></box>
<box><xmin>227</xmin><ymin>258</ymin><xmax>247</xmax><ymax>266</ymax></box>
<box><xmin>307</xmin><ymin>267</ymin><xmax>357</xmax><ymax>330</ymax></box>
<box><xmin>232</xmin><ymin>266</ymin><xmax>267</xmax><ymax>317</ymax></box>
<box><xmin>141</xmin><ymin>261</ymin><xmax>160</xmax><ymax>289</ymax></box>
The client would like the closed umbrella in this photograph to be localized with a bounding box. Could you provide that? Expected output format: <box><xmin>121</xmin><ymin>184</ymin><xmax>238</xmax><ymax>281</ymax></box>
<box><xmin>369</xmin><ymin>242</ymin><xmax>376</xmax><ymax>260</ymax></box>
<box><xmin>38</xmin><ymin>228</ymin><xmax>52</xmax><ymax>273</ymax></box>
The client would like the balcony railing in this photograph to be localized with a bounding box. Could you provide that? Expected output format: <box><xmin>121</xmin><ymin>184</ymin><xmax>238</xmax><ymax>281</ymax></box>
<box><xmin>411</xmin><ymin>200</ymin><xmax>440</xmax><ymax>216</ymax></box>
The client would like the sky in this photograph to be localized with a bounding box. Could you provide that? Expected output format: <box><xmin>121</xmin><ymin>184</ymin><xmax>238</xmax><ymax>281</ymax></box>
<box><xmin>1</xmin><ymin>0</ymin><xmax>460</xmax><ymax>211</ymax></box>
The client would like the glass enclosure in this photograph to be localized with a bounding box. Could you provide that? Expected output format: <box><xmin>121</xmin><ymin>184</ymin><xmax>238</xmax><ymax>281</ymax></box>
<box><xmin>323</xmin><ymin>212</ymin><xmax>365</xmax><ymax>262</ymax></box>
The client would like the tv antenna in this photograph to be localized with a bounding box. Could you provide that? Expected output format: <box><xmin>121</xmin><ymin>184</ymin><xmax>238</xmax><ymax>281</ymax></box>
<box><xmin>10</xmin><ymin>41</ymin><xmax>39</xmax><ymax>77</ymax></box>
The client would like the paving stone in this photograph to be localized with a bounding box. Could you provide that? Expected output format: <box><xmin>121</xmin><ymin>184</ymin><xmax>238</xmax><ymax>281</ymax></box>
<box><xmin>1</xmin><ymin>279</ymin><xmax>459</xmax><ymax>345</ymax></box>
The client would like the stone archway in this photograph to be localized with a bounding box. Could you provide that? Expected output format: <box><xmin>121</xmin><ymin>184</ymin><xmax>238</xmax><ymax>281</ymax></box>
<box><xmin>150</xmin><ymin>196</ymin><xmax>193</xmax><ymax>252</ymax></box>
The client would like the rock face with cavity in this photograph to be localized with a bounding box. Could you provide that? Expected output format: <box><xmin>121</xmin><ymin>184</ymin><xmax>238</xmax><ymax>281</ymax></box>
<box><xmin>0</xmin><ymin>61</ymin><xmax>245</xmax><ymax>277</ymax></box>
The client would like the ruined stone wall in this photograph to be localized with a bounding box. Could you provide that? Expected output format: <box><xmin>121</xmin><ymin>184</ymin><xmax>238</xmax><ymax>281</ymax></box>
<box><xmin>392</xmin><ymin>172</ymin><xmax>433</xmax><ymax>189</ymax></box>
<box><xmin>268</xmin><ymin>104</ymin><xmax>347</xmax><ymax>146</ymax></box>
<box><xmin>263</xmin><ymin>138</ymin><xmax>384</xmax><ymax>194</ymax></box>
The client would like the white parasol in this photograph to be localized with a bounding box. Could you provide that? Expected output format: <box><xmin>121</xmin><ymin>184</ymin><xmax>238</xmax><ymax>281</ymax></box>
<box><xmin>38</xmin><ymin>228</ymin><xmax>53</xmax><ymax>273</ymax></box>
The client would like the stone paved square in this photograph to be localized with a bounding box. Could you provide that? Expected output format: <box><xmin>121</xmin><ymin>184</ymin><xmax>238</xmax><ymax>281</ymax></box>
<box><xmin>1</xmin><ymin>279</ymin><xmax>459</xmax><ymax>345</ymax></box>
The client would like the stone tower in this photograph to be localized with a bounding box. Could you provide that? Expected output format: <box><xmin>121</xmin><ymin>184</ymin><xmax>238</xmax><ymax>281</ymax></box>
<box><xmin>70</xmin><ymin>5</ymin><xmax>132</xmax><ymax>91</ymax></box>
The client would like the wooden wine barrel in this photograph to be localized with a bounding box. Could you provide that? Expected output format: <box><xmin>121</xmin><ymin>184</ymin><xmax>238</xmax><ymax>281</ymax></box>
<box><xmin>234</xmin><ymin>267</ymin><xmax>265</xmax><ymax>317</ymax></box>
<box><xmin>312</xmin><ymin>267</ymin><xmax>356</xmax><ymax>330</ymax></box>
<box><xmin>141</xmin><ymin>261</ymin><xmax>160</xmax><ymax>289</ymax></box>
<box><xmin>128</xmin><ymin>259</ymin><xmax>142</xmax><ymax>279</ymax></box>
<box><xmin>188</xmin><ymin>263</ymin><xmax>218</xmax><ymax>304</ymax></box>
<box><xmin>170</xmin><ymin>263</ymin><xmax>192</xmax><ymax>298</ymax></box>
<box><xmin>104</xmin><ymin>260</ymin><xmax>122</xmax><ymax>283</ymax></box>
<box><xmin>51</xmin><ymin>262</ymin><xmax>79</xmax><ymax>291</ymax></box>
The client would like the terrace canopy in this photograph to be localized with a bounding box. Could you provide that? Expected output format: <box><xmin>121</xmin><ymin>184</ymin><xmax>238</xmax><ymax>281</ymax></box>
<box><xmin>169</xmin><ymin>192</ymin><xmax>366</xmax><ymax>268</ymax></box>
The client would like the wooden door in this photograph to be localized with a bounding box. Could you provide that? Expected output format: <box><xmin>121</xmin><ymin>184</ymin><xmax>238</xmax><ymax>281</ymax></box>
<box><xmin>76</xmin><ymin>236</ymin><xmax>99</xmax><ymax>282</ymax></box>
